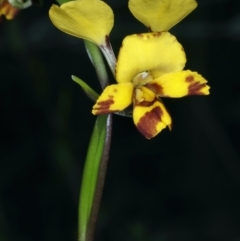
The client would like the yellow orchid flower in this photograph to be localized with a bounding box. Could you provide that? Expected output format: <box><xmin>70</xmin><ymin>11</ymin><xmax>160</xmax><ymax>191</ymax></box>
<box><xmin>92</xmin><ymin>32</ymin><xmax>210</xmax><ymax>139</ymax></box>
<box><xmin>128</xmin><ymin>0</ymin><xmax>197</xmax><ymax>31</ymax></box>
<box><xmin>49</xmin><ymin>0</ymin><xmax>114</xmax><ymax>46</ymax></box>
<box><xmin>0</xmin><ymin>0</ymin><xmax>19</xmax><ymax>20</ymax></box>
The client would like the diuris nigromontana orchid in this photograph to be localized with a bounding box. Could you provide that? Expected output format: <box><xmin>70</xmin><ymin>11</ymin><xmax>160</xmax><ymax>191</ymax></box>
<box><xmin>92</xmin><ymin>32</ymin><xmax>209</xmax><ymax>139</ymax></box>
<box><xmin>49</xmin><ymin>0</ymin><xmax>210</xmax><ymax>139</ymax></box>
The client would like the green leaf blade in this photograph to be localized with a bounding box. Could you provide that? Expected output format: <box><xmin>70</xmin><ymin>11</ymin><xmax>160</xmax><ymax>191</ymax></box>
<box><xmin>72</xmin><ymin>75</ymin><xmax>99</xmax><ymax>102</ymax></box>
<box><xmin>78</xmin><ymin>115</ymin><xmax>108</xmax><ymax>241</ymax></box>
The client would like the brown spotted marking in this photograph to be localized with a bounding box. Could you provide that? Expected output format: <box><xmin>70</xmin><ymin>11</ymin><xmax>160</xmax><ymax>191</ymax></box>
<box><xmin>188</xmin><ymin>82</ymin><xmax>206</xmax><ymax>95</ymax></box>
<box><xmin>145</xmin><ymin>83</ymin><xmax>164</xmax><ymax>96</ymax></box>
<box><xmin>105</xmin><ymin>35</ymin><xmax>111</xmax><ymax>48</ymax></box>
<box><xmin>185</xmin><ymin>75</ymin><xmax>194</xmax><ymax>83</ymax></box>
<box><xmin>152</xmin><ymin>32</ymin><xmax>161</xmax><ymax>37</ymax></box>
<box><xmin>136</xmin><ymin>34</ymin><xmax>144</xmax><ymax>38</ymax></box>
<box><xmin>137</xmin><ymin>106</ymin><xmax>163</xmax><ymax>139</ymax></box>
<box><xmin>93</xmin><ymin>96</ymin><xmax>114</xmax><ymax>114</ymax></box>
<box><xmin>135</xmin><ymin>100</ymin><xmax>155</xmax><ymax>107</ymax></box>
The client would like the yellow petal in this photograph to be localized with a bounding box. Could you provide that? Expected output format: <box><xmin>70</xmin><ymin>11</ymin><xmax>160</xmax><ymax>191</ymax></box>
<box><xmin>116</xmin><ymin>32</ymin><xmax>186</xmax><ymax>84</ymax></box>
<box><xmin>92</xmin><ymin>83</ymin><xmax>134</xmax><ymax>115</ymax></box>
<box><xmin>133</xmin><ymin>88</ymin><xmax>171</xmax><ymax>139</ymax></box>
<box><xmin>129</xmin><ymin>0</ymin><xmax>197</xmax><ymax>32</ymax></box>
<box><xmin>49</xmin><ymin>0</ymin><xmax>114</xmax><ymax>45</ymax></box>
<box><xmin>147</xmin><ymin>70</ymin><xmax>210</xmax><ymax>97</ymax></box>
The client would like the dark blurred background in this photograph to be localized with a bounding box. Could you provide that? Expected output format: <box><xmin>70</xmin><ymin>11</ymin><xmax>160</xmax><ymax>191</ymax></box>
<box><xmin>1</xmin><ymin>0</ymin><xmax>240</xmax><ymax>240</ymax></box>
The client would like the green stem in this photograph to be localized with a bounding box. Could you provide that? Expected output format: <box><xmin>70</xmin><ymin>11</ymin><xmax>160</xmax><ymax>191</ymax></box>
<box><xmin>84</xmin><ymin>40</ymin><xmax>109</xmax><ymax>89</ymax></box>
<box><xmin>79</xmin><ymin>40</ymin><xmax>112</xmax><ymax>241</ymax></box>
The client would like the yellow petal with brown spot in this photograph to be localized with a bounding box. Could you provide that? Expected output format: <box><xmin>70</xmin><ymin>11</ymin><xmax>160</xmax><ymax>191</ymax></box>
<box><xmin>133</xmin><ymin>88</ymin><xmax>171</xmax><ymax>139</ymax></box>
<box><xmin>116</xmin><ymin>32</ymin><xmax>186</xmax><ymax>83</ymax></box>
<box><xmin>92</xmin><ymin>83</ymin><xmax>134</xmax><ymax>115</ymax></box>
<box><xmin>129</xmin><ymin>0</ymin><xmax>197</xmax><ymax>32</ymax></box>
<box><xmin>147</xmin><ymin>70</ymin><xmax>210</xmax><ymax>97</ymax></box>
<box><xmin>49</xmin><ymin>0</ymin><xmax>114</xmax><ymax>45</ymax></box>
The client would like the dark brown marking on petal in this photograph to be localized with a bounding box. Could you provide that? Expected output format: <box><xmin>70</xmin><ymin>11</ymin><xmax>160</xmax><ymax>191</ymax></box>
<box><xmin>152</xmin><ymin>32</ymin><xmax>161</xmax><ymax>37</ymax></box>
<box><xmin>105</xmin><ymin>35</ymin><xmax>111</xmax><ymax>49</ymax></box>
<box><xmin>136</xmin><ymin>33</ymin><xmax>144</xmax><ymax>38</ymax></box>
<box><xmin>185</xmin><ymin>75</ymin><xmax>194</xmax><ymax>83</ymax></box>
<box><xmin>100</xmin><ymin>35</ymin><xmax>112</xmax><ymax>50</ymax></box>
<box><xmin>136</xmin><ymin>100</ymin><xmax>154</xmax><ymax>107</ymax></box>
<box><xmin>145</xmin><ymin>83</ymin><xmax>164</xmax><ymax>96</ymax></box>
<box><xmin>113</xmin><ymin>88</ymin><xmax>117</xmax><ymax>93</ymax></box>
<box><xmin>137</xmin><ymin>106</ymin><xmax>163</xmax><ymax>139</ymax></box>
<box><xmin>188</xmin><ymin>82</ymin><xmax>207</xmax><ymax>95</ymax></box>
<box><xmin>93</xmin><ymin>97</ymin><xmax>114</xmax><ymax>115</ymax></box>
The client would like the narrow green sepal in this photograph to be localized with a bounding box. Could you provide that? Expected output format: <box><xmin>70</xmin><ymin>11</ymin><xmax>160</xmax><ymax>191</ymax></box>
<box><xmin>78</xmin><ymin>115</ymin><xmax>109</xmax><ymax>241</ymax></box>
<box><xmin>72</xmin><ymin>75</ymin><xmax>99</xmax><ymax>102</ymax></box>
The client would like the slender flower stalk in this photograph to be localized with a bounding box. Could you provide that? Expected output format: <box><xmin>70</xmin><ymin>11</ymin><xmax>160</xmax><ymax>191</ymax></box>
<box><xmin>79</xmin><ymin>39</ymin><xmax>113</xmax><ymax>241</ymax></box>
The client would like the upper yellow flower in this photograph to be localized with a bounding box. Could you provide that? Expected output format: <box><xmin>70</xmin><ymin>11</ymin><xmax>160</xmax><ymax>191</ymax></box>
<box><xmin>128</xmin><ymin>0</ymin><xmax>197</xmax><ymax>31</ymax></box>
<box><xmin>92</xmin><ymin>32</ymin><xmax>210</xmax><ymax>139</ymax></box>
<box><xmin>49</xmin><ymin>0</ymin><xmax>114</xmax><ymax>46</ymax></box>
